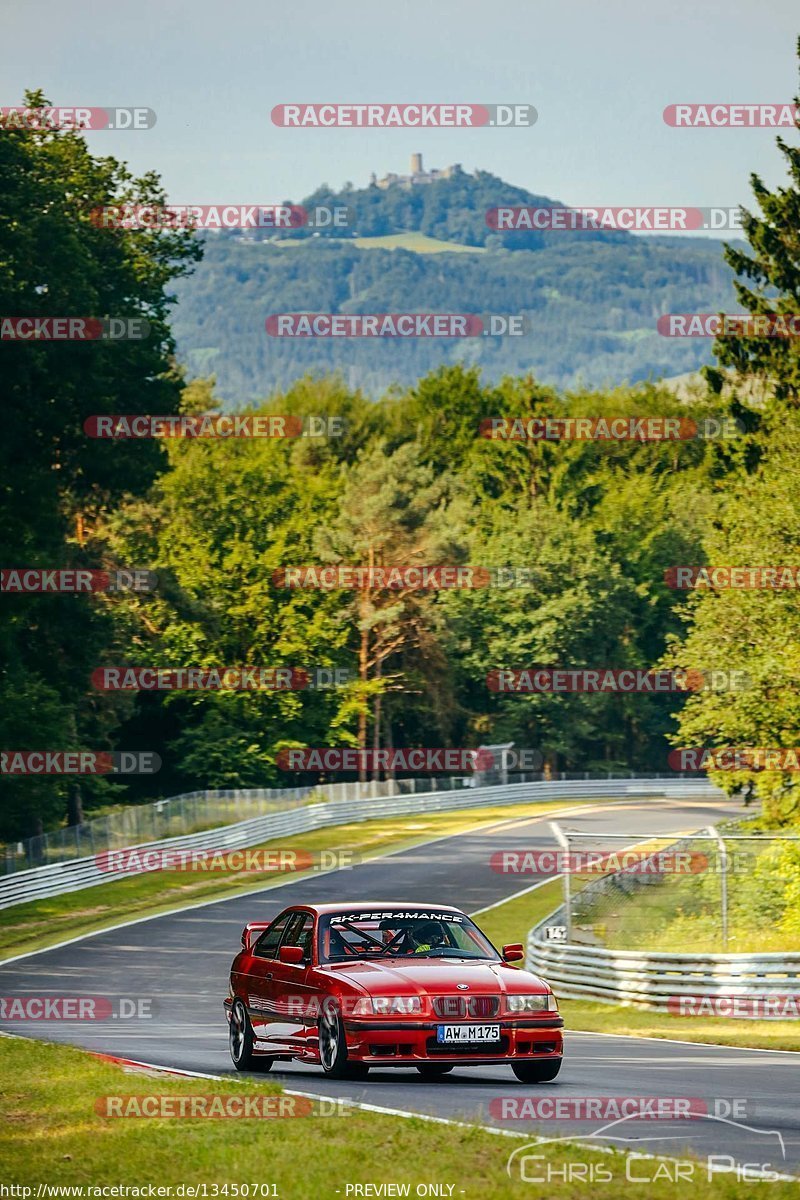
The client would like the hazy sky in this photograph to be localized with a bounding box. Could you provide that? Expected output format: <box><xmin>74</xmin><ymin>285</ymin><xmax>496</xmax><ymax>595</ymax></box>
<box><xmin>4</xmin><ymin>0</ymin><xmax>798</xmax><ymax>234</ymax></box>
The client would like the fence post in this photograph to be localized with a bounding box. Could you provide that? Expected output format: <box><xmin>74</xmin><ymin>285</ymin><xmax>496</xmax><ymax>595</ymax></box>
<box><xmin>707</xmin><ymin>825</ymin><xmax>728</xmax><ymax>949</ymax></box>
<box><xmin>549</xmin><ymin>821</ymin><xmax>572</xmax><ymax>941</ymax></box>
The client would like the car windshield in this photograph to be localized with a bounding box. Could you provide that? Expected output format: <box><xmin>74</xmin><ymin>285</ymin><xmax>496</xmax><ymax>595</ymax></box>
<box><xmin>318</xmin><ymin>909</ymin><xmax>498</xmax><ymax>963</ymax></box>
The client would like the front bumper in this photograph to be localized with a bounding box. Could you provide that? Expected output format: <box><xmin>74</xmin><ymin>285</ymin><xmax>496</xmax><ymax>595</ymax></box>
<box><xmin>342</xmin><ymin>1016</ymin><xmax>564</xmax><ymax>1064</ymax></box>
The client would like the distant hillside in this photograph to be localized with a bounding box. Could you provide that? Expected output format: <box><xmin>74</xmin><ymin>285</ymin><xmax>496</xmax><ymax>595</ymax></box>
<box><xmin>292</xmin><ymin>167</ymin><xmax>630</xmax><ymax>251</ymax></box>
<box><xmin>171</xmin><ymin>168</ymin><xmax>741</xmax><ymax>404</ymax></box>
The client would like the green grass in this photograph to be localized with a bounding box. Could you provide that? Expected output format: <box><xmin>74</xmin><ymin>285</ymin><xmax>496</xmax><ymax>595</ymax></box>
<box><xmin>476</xmin><ymin>873</ymin><xmax>800</xmax><ymax>1052</ymax></box>
<box><xmin>577</xmin><ymin>882</ymin><xmax>793</xmax><ymax>954</ymax></box>
<box><xmin>0</xmin><ymin>797</ymin><xmax>601</xmax><ymax>962</ymax></box>
<box><xmin>557</xmin><ymin>999</ymin><xmax>800</xmax><ymax>1052</ymax></box>
<box><xmin>476</xmin><ymin>878</ymin><xmax>565</xmax><ymax>946</ymax></box>
<box><xmin>571</xmin><ymin>820</ymin><xmax>800</xmax><ymax>954</ymax></box>
<box><xmin>271</xmin><ymin>231</ymin><xmax>482</xmax><ymax>253</ymax></box>
<box><xmin>351</xmin><ymin>231</ymin><xmax>485</xmax><ymax>254</ymax></box>
<box><xmin>2</xmin><ymin>1036</ymin><xmax>792</xmax><ymax>1195</ymax></box>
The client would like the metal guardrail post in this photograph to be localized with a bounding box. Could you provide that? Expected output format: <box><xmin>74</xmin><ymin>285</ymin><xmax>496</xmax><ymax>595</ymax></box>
<box><xmin>549</xmin><ymin>821</ymin><xmax>572</xmax><ymax>941</ymax></box>
<box><xmin>707</xmin><ymin>825</ymin><xmax>728</xmax><ymax>950</ymax></box>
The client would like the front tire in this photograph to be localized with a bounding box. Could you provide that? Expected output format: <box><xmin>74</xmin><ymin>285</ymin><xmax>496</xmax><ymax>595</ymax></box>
<box><xmin>512</xmin><ymin>1057</ymin><xmax>562</xmax><ymax>1083</ymax></box>
<box><xmin>229</xmin><ymin>999</ymin><xmax>274</xmax><ymax>1073</ymax></box>
<box><xmin>318</xmin><ymin>997</ymin><xmax>367</xmax><ymax>1079</ymax></box>
<box><xmin>416</xmin><ymin>1064</ymin><xmax>454</xmax><ymax>1079</ymax></box>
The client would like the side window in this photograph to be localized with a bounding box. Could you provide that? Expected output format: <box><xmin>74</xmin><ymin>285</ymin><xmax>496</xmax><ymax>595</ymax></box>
<box><xmin>282</xmin><ymin>913</ymin><xmax>314</xmax><ymax>959</ymax></box>
<box><xmin>253</xmin><ymin>913</ymin><xmax>291</xmax><ymax>959</ymax></box>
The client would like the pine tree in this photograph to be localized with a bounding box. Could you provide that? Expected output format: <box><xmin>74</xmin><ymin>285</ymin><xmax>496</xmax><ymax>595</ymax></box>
<box><xmin>706</xmin><ymin>38</ymin><xmax>800</xmax><ymax>405</ymax></box>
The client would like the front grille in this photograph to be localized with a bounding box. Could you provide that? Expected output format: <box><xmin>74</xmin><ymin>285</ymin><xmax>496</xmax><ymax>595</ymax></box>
<box><xmin>431</xmin><ymin>995</ymin><xmax>500</xmax><ymax>1018</ymax></box>
<box><xmin>467</xmin><ymin>995</ymin><xmax>499</xmax><ymax>1018</ymax></box>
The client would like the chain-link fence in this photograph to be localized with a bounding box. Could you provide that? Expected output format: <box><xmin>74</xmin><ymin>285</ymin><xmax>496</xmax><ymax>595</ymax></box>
<box><xmin>546</xmin><ymin>823</ymin><xmax>800</xmax><ymax>954</ymax></box>
<box><xmin>0</xmin><ymin>771</ymin><xmax>515</xmax><ymax>875</ymax></box>
<box><xmin>1</xmin><ymin>768</ymin><xmax>685</xmax><ymax>876</ymax></box>
<box><xmin>1</xmin><ymin>787</ymin><xmax>308</xmax><ymax>875</ymax></box>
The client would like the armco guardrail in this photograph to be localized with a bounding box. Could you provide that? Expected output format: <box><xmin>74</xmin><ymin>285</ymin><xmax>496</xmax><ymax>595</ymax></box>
<box><xmin>0</xmin><ymin>776</ymin><xmax>718</xmax><ymax>910</ymax></box>
<box><xmin>527</xmin><ymin>918</ymin><xmax>800</xmax><ymax>1010</ymax></box>
<box><xmin>527</xmin><ymin>888</ymin><xmax>799</xmax><ymax>1012</ymax></box>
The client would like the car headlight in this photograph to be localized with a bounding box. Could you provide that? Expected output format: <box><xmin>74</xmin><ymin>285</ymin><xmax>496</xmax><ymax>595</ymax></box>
<box><xmin>506</xmin><ymin>993</ymin><xmax>558</xmax><ymax>1013</ymax></box>
<box><xmin>350</xmin><ymin>996</ymin><xmax>422</xmax><ymax>1016</ymax></box>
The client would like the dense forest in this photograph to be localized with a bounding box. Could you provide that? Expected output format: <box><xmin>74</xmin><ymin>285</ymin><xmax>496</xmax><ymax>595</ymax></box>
<box><xmin>172</xmin><ymin>231</ymin><xmax>738</xmax><ymax>399</ymax></box>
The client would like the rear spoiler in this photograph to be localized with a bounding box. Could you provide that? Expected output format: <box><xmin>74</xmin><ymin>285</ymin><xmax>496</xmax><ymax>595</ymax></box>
<box><xmin>241</xmin><ymin>921</ymin><xmax>271</xmax><ymax>950</ymax></box>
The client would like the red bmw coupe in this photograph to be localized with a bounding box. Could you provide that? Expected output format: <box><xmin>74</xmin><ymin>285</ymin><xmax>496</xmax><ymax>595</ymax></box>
<box><xmin>225</xmin><ymin>902</ymin><xmax>563</xmax><ymax>1081</ymax></box>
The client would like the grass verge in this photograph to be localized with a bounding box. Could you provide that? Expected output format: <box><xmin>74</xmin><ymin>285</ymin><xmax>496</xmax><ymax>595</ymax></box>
<box><xmin>1</xmin><ymin>1036</ymin><xmax>791</xmax><ymax>1195</ymax></box>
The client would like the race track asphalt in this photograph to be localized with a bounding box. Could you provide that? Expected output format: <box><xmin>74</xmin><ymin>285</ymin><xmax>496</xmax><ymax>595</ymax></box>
<box><xmin>2</xmin><ymin>794</ymin><xmax>798</xmax><ymax>1177</ymax></box>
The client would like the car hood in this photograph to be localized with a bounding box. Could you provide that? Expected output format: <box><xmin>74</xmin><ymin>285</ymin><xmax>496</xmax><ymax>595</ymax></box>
<box><xmin>317</xmin><ymin>958</ymin><xmax>547</xmax><ymax>996</ymax></box>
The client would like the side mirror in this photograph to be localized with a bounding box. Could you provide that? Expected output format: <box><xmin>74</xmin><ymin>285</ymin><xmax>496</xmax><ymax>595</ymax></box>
<box><xmin>279</xmin><ymin>944</ymin><xmax>305</xmax><ymax>965</ymax></box>
<box><xmin>502</xmin><ymin>943</ymin><xmax>525</xmax><ymax>963</ymax></box>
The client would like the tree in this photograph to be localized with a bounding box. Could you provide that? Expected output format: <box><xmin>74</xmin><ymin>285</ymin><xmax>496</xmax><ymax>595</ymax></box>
<box><xmin>0</xmin><ymin>92</ymin><xmax>200</xmax><ymax>837</ymax></box>
<box><xmin>314</xmin><ymin>441</ymin><xmax>466</xmax><ymax>779</ymax></box>
<box><xmin>663</xmin><ymin>419</ymin><xmax>800</xmax><ymax>824</ymax></box>
<box><xmin>438</xmin><ymin>496</ymin><xmax>647</xmax><ymax>771</ymax></box>
<box><xmin>98</xmin><ymin>379</ymin><xmax>366</xmax><ymax>794</ymax></box>
<box><xmin>705</xmin><ymin>39</ymin><xmax>800</xmax><ymax>406</ymax></box>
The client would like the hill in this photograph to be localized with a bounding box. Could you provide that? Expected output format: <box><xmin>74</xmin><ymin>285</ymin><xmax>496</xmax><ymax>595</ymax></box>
<box><xmin>171</xmin><ymin>168</ymin><xmax>740</xmax><ymax>403</ymax></box>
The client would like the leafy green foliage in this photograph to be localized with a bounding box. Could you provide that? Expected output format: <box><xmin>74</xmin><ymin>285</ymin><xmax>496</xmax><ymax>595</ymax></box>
<box><xmin>706</xmin><ymin>38</ymin><xmax>800</xmax><ymax>405</ymax></box>
<box><xmin>0</xmin><ymin>93</ymin><xmax>200</xmax><ymax>836</ymax></box>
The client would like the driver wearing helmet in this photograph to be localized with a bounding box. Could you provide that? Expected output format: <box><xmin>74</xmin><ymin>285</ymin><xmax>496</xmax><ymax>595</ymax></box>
<box><xmin>409</xmin><ymin>919</ymin><xmax>448</xmax><ymax>954</ymax></box>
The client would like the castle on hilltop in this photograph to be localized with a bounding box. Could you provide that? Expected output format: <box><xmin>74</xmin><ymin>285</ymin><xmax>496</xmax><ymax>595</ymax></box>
<box><xmin>370</xmin><ymin>154</ymin><xmax>464</xmax><ymax>190</ymax></box>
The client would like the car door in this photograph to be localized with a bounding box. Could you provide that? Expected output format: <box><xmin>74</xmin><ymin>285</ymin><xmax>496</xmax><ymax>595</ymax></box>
<box><xmin>263</xmin><ymin>910</ymin><xmax>316</xmax><ymax>1053</ymax></box>
<box><xmin>246</xmin><ymin>911</ymin><xmax>293</xmax><ymax>1039</ymax></box>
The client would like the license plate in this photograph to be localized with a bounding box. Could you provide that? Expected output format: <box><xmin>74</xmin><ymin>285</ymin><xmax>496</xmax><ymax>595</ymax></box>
<box><xmin>436</xmin><ymin>1023</ymin><xmax>501</xmax><ymax>1043</ymax></box>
